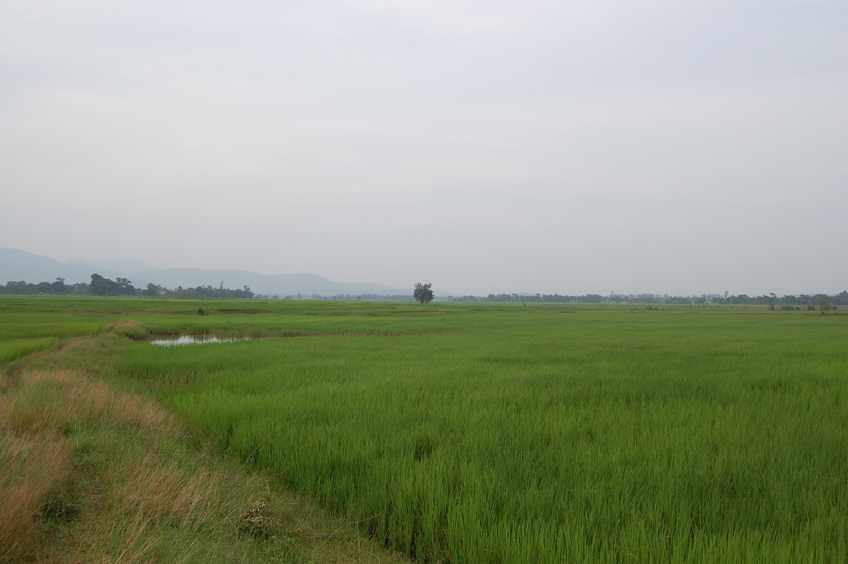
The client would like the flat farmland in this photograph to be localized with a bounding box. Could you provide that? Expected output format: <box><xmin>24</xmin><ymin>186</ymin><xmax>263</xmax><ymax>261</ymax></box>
<box><xmin>105</xmin><ymin>300</ymin><xmax>848</xmax><ymax>562</ymax></box>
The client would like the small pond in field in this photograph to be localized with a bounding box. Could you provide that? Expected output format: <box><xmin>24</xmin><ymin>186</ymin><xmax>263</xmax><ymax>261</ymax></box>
<box><xmin>150</xmin><ymin>336</ymin><xmax>247</xmax><ymax>346</ymax></box>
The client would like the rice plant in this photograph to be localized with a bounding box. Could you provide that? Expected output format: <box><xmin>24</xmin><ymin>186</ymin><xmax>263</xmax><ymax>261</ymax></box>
<box><xmin>115</xmin><ymin>305</ymin><xmax>848</xmax><ymax>562</ymax></box>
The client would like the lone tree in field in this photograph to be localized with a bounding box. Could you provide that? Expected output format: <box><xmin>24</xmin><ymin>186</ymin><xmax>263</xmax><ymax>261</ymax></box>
<box><xmin>414</xmin><ymin>282</ymin><xmax>434</xmax><ymax>304</ymax></box>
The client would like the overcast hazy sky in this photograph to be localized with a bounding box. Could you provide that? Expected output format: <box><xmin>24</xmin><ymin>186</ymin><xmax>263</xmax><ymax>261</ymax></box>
<box><xmin>2</xmin><ymin>1</ymin><xmax>846</xmax><ymax>296</ymax></box>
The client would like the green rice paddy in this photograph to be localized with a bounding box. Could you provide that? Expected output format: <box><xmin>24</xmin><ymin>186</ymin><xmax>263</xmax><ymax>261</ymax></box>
<box><xmin>4</xmin><ymin>296</ymin><xmax>847</xmax><ymax>562</ymax></box>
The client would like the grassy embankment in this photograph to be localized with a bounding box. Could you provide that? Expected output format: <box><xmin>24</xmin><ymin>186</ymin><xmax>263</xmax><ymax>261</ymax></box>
<box><xmin>0</xmin><ymin>296</ymin><xmax>409</xmax><ymax>563</ymax></box>
<box><xmin>112</xmin><ymin>300</ymin><xmax>848</xmax><ymax>562</ymax></box>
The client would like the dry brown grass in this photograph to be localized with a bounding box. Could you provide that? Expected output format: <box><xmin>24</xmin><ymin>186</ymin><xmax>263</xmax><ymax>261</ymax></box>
<box><xmin>0</xmin><ymin>433</ymin><xmax>72</xmax><ymax>562</ymax></box>
<box><xmin>2</xmin><ymin>367</ymin><xmax>176</xmax><ymax>437</ymax></box>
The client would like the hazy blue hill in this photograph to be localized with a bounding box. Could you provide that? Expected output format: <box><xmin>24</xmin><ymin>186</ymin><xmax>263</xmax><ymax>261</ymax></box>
<box><xmin>67</xmin><ymin>258</ymin><xmax>163</xmax><ymax>272</ymax></box>
<box><xmin>0</xmin><ymin>248</ymin><xmax>100</xmax><ymax>285</ymax></box>
<box><xmin>0</xmin><ymin>248</ymin><xmax>409</xmax><ymax>297</ymax></box>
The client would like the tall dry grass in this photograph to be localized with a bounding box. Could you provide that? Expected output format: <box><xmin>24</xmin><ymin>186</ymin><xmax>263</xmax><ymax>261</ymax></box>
<box><xmin>0</xmin><ymin>433</ymin><xmax>72</xmax><ymax>562</ymax></box>
<box><xmin>2</xmin><ymin>367</ymin><xmax>176</xmax><ymax>435</ymax></box>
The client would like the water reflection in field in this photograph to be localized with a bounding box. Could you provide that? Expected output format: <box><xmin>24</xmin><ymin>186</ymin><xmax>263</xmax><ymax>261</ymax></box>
<box><xmin>150</xmin><ymin>336</ymin><xmax>244</xmax><ymax>346</ymax></box>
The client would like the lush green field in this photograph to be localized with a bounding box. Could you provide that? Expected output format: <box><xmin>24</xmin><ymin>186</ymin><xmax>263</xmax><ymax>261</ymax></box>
<box><xmin>0</xmin><ymin>298</ymin><xmax>106</xmax><ymax>364</ymax></box>
<box><xmin>3</xmin><ymin>296</ymin><xmax>847</xmax><ymax>562</ymax></box>
<box><xmin>98</xmin><ymin>299</ymin><xmax>848</xmax><ymax>562</ymax></box>
<box><xmin>0</xmin><ymin>296</ymin><xmax>410</xmax><ymax>563</ymax></box>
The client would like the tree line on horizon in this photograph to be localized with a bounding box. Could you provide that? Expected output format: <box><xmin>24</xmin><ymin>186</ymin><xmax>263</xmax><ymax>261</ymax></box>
<box><xmin>0</xmin><ymin>274</ymin><xmax>254</xmax><ymax>299</ymax></box>
<box><xmin>448</xmin><ymin>291</ymin><xmax>847</xmax><ymax>308</ymax></box>
<box><xmin>1</xmin><ymin>275</ymin><xmax>845</xmax><ymax>307</ymax></box>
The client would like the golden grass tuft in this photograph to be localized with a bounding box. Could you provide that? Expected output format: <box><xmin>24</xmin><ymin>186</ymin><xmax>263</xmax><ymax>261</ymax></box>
<box><xmin>17</xmin><ymin>368</ymin><xmax>78</xmax><ymax>387</ymax></box>
<box><xmin>109</xmin><ymin>390</ymin><xmax>175</xmax><ymax>434</ymax></box>
<box><xmin>0</xmin><ymin>433</ymin><xmax>72</xmax><ymax>562</ymax></box>
<box><xmin>2</xmin><ymin>368</ymin><xmax>176</xmax><ymax>437</ymax></box>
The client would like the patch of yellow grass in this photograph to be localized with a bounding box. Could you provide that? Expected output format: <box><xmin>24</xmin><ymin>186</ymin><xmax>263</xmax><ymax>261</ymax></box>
<box><xmin>3</xmin><ymin>368</ymin><xmax>175</xmax><ymax>436</ymax></box>
<box><xmin>0</xmin><ymin>433</ymin><xmax>72</xmax><ymax>562</ymax></box>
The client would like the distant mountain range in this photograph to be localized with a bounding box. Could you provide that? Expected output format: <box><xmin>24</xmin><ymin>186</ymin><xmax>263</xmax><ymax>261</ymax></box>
<box><xmin>0</xmin><ymin>248</ymin><xmax>411</xmax><ymax>297</ymax></box>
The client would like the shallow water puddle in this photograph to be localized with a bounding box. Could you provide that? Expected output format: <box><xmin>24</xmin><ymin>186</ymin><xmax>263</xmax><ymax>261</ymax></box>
<box><xmin>150</xmin><ymin>336</ymin><xmax>245</xmax><ymax>346</ymax></box>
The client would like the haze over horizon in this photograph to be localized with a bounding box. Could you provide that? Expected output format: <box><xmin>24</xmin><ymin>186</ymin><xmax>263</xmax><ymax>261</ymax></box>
<box><xmin>2</xmin><ymin>1</ymin><xmax>846</xmax><ymax>297</ymax></box>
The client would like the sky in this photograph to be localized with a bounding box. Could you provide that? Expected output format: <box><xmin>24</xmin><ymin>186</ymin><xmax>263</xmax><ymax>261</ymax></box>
<box><xmin>1</xmin><ymin>0</ymin><xmax>846</xmax><ymax>296</ymax></box>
